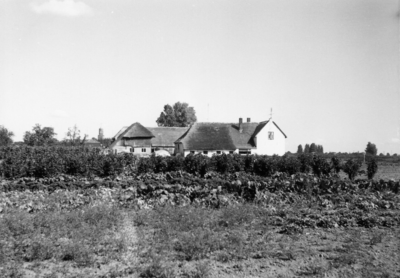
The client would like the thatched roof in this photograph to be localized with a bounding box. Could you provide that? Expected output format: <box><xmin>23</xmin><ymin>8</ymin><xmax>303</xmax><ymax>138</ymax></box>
<box><xmin>175</xmin><ymin>123</ymin><xmax>238</xmax><ymax>150</ymax></box>
<box><xmin>175</xmin><ymin>120</ymin><xmax>287</xmax><ymax>150</ymax></box>
<box><xmin>122</xmin><ymin>123</ymin><xmax>155</xmax><ymax>138</ymax></box>
<box><xmin>146</xmin><ymin>127</ymin><xmax>188</xmax><ymax>147</ymax></box>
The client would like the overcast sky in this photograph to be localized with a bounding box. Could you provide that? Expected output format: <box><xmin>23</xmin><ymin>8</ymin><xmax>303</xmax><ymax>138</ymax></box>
<box><xmin>1</xmin><ymin>0</ymin><xmax>399</xmax><ymax>154</ymax></box>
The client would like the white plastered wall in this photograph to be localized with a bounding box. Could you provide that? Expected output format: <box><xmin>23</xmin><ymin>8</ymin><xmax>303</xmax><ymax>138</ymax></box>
<box><xmin>253</xmin><ymin>121</ymin><xmax>286</xmax><ymax>156</ymax></box>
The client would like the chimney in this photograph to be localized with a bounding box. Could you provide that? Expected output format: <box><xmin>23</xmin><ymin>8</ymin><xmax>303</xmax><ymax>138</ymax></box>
<box><xmin>247</xmin><ymin>118</ymin><xmax>251</xmax><ymax>123</ymax></box>
<box><xmin>239</xmin><ymin>118</ymin><xmax>243</xmax><ymax>133</ymax></box>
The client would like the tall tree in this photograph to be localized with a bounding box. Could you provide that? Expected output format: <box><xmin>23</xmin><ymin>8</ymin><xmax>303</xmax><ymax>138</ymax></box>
<box><xmin>23</xmin><ymin>124</ymin><xmax>57</xmax><ymax>146</ymax></box>
<box><xmin>365</xmin><ymin>142</ymin><xmax>377</xmax><ymax>156</ymax></box>
<box><xmin>0</xmin><ymin>126</ymin><xmax>14</xmax><ymax>146</ymax></box>
<box><xmin>297</xmin><ymin>144</ymin><xmax>303</xmax><ymax>154</ymax></box>
<box><xmin>309</xmin><ymin>143</ymin><xmax>317</xmax><ymax>153</ymax></box>
<box><xmin>304</xmin><ymin>144</ymin><xmax>310</xmax><ymax>153</ymax></box>
<box><xmin>156</xmin><ymin>102</ymin><xmax>197</xmax><ymax>127</ymax></box>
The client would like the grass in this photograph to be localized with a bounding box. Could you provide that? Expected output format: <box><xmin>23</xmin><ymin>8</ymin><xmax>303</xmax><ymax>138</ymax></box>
<box><xmin>0</xmin><ymin>204</ymin><xmax>127</xmax><ymax>277</ymax></box>
<box><xmin>1</xmin><ymin>201</ymin><xmax>399</xmax><ymax>277</ymax></box>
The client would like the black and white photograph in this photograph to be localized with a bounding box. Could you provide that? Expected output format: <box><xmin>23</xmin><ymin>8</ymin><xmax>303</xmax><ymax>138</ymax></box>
<box><xmin>1</xmin><ymin>0</ymin><xmax>400</xmax><ymax>277</ymax></box>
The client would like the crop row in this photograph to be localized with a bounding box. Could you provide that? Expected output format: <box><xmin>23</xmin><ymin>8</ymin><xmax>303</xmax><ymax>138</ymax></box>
<box><xmin>0</xmin><ymin>146</ymin><xmax>378</xmax><ymax>180</ymax></box>
<box><xmin>1</xmin><ymin>172</ymin><xmax>399</xmax><ymax>230</ymax></box>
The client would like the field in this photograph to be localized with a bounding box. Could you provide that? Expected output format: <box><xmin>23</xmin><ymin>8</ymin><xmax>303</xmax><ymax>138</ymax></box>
<box><xmin>1</xmin><ymin>151</ymin><xmax>399</xmax><ymax>277</ymax></box>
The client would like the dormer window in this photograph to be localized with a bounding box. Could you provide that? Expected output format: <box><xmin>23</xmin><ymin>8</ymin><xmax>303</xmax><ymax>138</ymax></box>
<box><xmin>268</xmin><ymin>132</ymin><xmax>274</xmax><ymax>140</ymax></box>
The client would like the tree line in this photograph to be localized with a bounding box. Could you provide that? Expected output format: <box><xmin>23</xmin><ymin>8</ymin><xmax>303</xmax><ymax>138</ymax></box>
<box><xmin>297</xmin><ymin>143</ymin><xmax>324</xmax><ymax>154</ymax></box>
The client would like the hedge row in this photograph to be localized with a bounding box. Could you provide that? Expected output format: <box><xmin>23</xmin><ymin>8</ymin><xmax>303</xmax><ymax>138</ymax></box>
<box><xmin>0</xmin><ymin>146</ymin><xmax>378</xmax><ymax>180</ymax></box>
<box><xmin>0</xmin><ymin>146</ymin><xmax>137</xmax><ymax>178</ymax></box>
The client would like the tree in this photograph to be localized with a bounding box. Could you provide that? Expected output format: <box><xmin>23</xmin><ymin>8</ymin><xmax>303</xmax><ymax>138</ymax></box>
<box><xmin>63</xmin><ymin>125</ymin><xmax>83</xmax><ymax>146</ymax></box>
<box><xmin>23</xmin><ymin>124</ymin><xmax>57</xmax><ymax>146</ymax></box>
<box><xmin>309</xmin><ymin>143</ymin><xmax>317</xmax><ymax>153</ymax></box>
<box><xmin>365</xmin><ymin>142</ymin><xmax>377</xmax><ymax>156</ymax></box>
<box><xmin>0</xmin><ymin>126</ymin><xmax>14</xmax><ymax>146</ymax></box>
<box><xmin>304</xmin><ymin>144</ymin><xmax>310</xmax><ymax>153</ymax></box>
<box><xmin>297</xmin><ymin>144</ymin><xmax>303</xmax><ymax>154</ymax></box>
<box><xmin>156</xmin><ymin>102</ymin><xmax>197</xmax><ymax>127</ymax></box>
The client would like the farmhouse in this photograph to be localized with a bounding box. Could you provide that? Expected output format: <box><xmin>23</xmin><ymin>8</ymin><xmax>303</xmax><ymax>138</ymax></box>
<box><xmin>174</xmin><ymin>118</ymin><xmax>287</xmax><ymax>156</ymax></box>
<box><xmin>108</xmin><ymin>123</ymin><xmax>187</xmax><ymax>155</ymax></box>
<box><xmin>109</xmin><ymin>117</ymin><xmax>287</xmax><ymax>156</ymax></box>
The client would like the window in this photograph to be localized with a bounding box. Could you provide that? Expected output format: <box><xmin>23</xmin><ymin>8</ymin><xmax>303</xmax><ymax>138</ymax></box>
<box><xmin>239</xmin><ymin>149</ymin><xmax>251</xmax><ymax>155</ymax></box>
<box><xmin>190</xmin><ymin>151</ymin><xmax>195</xmax><ymax>154</ymax></box>
<box><xmin>268</xmin><ymin>131</ymin><xmax>274</xmax><ymax>140</ymax></box>
<box><xmin>203</xmin><ymin>151</ymin><xmax>208</xmax><ymax>155</ymax></box>
<box><xmin>142</xmin><ymin>148</ymin><xmax>146</xmax><ymax>152</ymax></box>
<box><xmin>229</xmin><ymin>151</ymin><xmax>234</xmax><ymax>154</ymax></box>
<box><xmin>217</xmin><ymin>151</ymin><xmax>221</xmax><ymax>154</ymax></box>
<box><xmin>151</xmin><ymin>148</ymin><xmax>155</xmax><ymax>153</ymax></box>
<box><xmin>130</xmin><ymin>148</ymin><xmax>134</xmax><ymax>153</ymax></box>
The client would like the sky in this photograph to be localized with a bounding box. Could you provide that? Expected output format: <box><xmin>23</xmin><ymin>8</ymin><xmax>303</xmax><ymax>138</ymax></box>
<box><xmin>1</xmin><ymin>0</ymin><xmax>399</xmax><ymax>154</ymax></box>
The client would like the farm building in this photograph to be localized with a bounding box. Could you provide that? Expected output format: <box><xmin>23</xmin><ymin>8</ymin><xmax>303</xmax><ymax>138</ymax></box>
<box><xmin>174</xmin><ymin>117</ymin><xmax>287</xmax><ymax>156</ymax></box>
<box><xmin>108</xmin><ymin>123</ymin><xmax>187</xmax><ymax>155</ymax></box>
<box><xmin>108</xmin><ymin>117</ymin><xmax>287</xmax><ymax>156</ymax></box>
<box><xmin>83</xmin><ymin>138</ymin><xmax>102</xmax><ymax>148</ymax></box>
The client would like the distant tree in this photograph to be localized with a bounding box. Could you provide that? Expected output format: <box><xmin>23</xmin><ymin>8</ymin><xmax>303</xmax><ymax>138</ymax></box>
<box><xmin>297</xmin><ymin>144</ymin><xmax>303</xmax><ymax>154</ymax></box>
<box><xmin>0</xmin><ymin>126</ymin><xmax>14</xmax><ymax>146</ymax></box>
<box><xmin>309</xmin><ymin>143</ymin><xmax>317</xmax><ymax>153</ymax></box>
<box><xmin>379</xmin><ymin>153</ymin><xmax>384</xmax><ymax>156</ymax></box>
<box><xmin>365</xmin><ymin>142</ymin><xmax>377</xmax><ymax>156</ymax></box>
<box><xmin>394</xmin><ymin>153</ymin><xmax>398</xmax><ymax>157</ymax></box>
<box><xmin>62</xmin><ymin>125</ymin><xmax>83</xmax><ymax>146</ymax></box>
<box><xmin>304</xmin><ymin>144</ymin><xmax>310</xmax><ymax>153</ymax></box>
<box><xmin>156</xmin><ymin>102</ymin><xmax>197</xmax><ymax>127</ymax></box>
<box><xmin>23</xmin><ymin>124</ymin><xmax>57</xmax><ymax>146</ymax></box>
<box><xmin>386</xmin><ymin>153</ymin><xmax>390</xmax><ymax>156</ymax></box>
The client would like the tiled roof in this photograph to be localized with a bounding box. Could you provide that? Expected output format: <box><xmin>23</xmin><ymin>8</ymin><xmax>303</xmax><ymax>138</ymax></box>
<box><xmin>146</xmin><ymin>127</ymin><xmax>188</xmax><ymax>147</ymax></box>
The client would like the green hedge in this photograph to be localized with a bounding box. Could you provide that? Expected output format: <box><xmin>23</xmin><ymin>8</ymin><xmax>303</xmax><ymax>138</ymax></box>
<box><xmin>0</xmin><ymin>147</ymin><xmax>374</xmax><ymax>180</ymax></box>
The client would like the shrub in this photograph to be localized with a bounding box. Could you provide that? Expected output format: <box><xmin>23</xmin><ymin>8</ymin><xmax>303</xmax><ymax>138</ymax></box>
<box><xmin>278</xmin><ymin>155</ymin><xmax>301</xmax><ymax>175</ymax></box>
<box><xmin>212</xmin><ymin>153</ymin><xmax>233</xmax><ymax>174</ymax></box>
<box><xmin>330</xmin><ymin>156</ymin><xmax>342</xmax><ymax>174</ymax></box>
<box><xmin>342</xmin><ymin>159</ymin><xmax>362</xmax><ymax>181</ymax></box>
<box><xmin>311</xmin><ymin>155</ymin><xmax>331</xmax><ymax>177</ymax></box>
<box><xmin>184</xmin><ymin>154</ymin><xmax>214</xmax><ymax>177</ymax></box>
<box><xmin>297</xmin><ymin>153</ymin><xmax>313</xmax><ymax>173</ymax></box>
<box><xmin>254</xmin><ymin>156</ymin><xmax>277</xmax><ymax>177</ymax></box>
<box><xmin>367</xmin><ymin>158</ymin><xmax>378</xmax><ymax>180</ymax></box>
<box><xmin>243</xmin><ymin>155</ymin><xmax>255</xmax><ymax>173</ymax></box>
